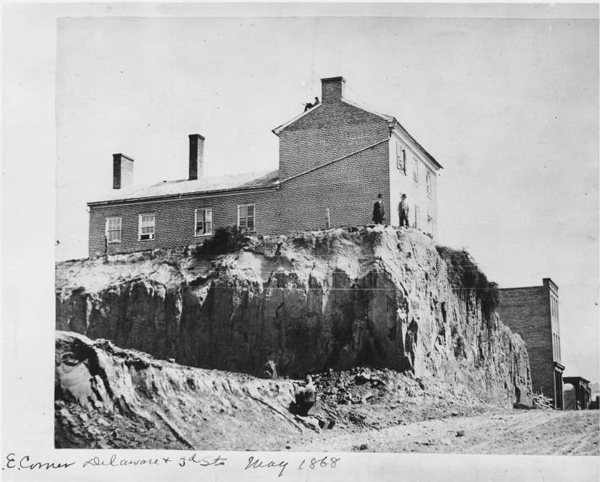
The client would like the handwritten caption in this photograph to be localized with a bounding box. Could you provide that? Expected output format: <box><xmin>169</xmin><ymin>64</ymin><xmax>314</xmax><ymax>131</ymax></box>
<box><xmin>245</xmin><ymin>455</ymin><xmax>340</xmax><ymax>477</ymax></box>
<box><xmin>3</xmin><ymin>452</ymin><xmax>340</xmax><ymax>478</ymax></box>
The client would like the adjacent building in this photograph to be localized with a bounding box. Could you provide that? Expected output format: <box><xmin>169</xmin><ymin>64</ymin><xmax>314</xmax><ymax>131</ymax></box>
<box><xmin>497</xmin><ymin>278</ymin><xmax>565</xmax><ymax>409</ymax></box>
<box><xmin>88</xmin><ymin>76</ymin><xmax>442</xmax><ymax>257</ymax></box>
<box><xmin>563</xmin><ymin>376</ymin><xmax>592</xmax><ymax>410</ymax></box>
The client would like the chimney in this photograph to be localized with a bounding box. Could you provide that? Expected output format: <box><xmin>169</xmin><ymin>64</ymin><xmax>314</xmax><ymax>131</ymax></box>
<box><xmin>189</xmin><ymin>134</ymin><xmax>205</xmax><ymax>180</ymax></box>
<box><xmin>112</xmin><ymin>153</ymin><xmax>134</xmax><ymax>189</ymax></box>
<box><xmin>321</xmin><ymin>76</ymin><xmax>345</xmax><ymax>104</ymax></box>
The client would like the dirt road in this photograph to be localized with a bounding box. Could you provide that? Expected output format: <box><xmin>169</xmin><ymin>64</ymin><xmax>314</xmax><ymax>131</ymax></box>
<box><xmin>293</xmin><ymin>409</ymin><xmax>600</xmax><ymax>455</ymax></box>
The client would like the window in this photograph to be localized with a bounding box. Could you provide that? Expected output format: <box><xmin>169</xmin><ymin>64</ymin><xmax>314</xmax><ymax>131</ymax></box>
<box><xmin>551</xmin><ymin>296</ymin><xmax>559</xmax><ymax>322</ymax></box>
<box><xmin>237</xmin><ymin>204</ymin><xmax>255</xmax><ymax>232</ymax></box>
<box><xmin>413</xmin><ymin>158</ymin><xmax>419</xmax><ymax>184</ymax></box>
<box><xmin>426</xmin><ymin>171</ymin><xmax>432</xmax><ymax>197</ymax></box>
<box><xmin>553</xmin><ymin>333</ymin><xmax>561</xmax><ymax>361</ymax></box>
<box><xmin>138</xmin><ymin>214</ymin><xmax>155</xmax><ymax>240</ymax></box>
<box><xmin>105</xmin><ymin>217</ymin><xmax>122</xmax><ymax>243</ymax></box>
<box><xmin>194</xmin><ymin>208</ymin><xmax>213</xmax><ymax>236</ymax></box>
<box><xmin>414</xmin><ymin>205</ymin><xmax>420</xmax><ymax>229</ymax></box>
<box><xmin>396</xmin><ymin>144</ymin><xmax>406</xmax><ymax>173</ymax></box>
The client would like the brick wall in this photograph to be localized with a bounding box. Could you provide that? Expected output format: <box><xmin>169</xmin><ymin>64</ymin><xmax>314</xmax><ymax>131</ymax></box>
<box><xmin>497</xmin><ymin>285</ymin><xmax>560</xmax><ymax>406</ymax></box>
<box><xmin>88</xmin><ymin>189</ymin><xmax>280</xmax><ymax>257</ymax></box>
<box><xmin>277</xmin><ymin>100</ymin><xmax>392</xmax><ymax>232</ymax></box>
<box><xmin>279</xmin><ymin>143</ymin><xmax>391</xmax><ymax>232</ymax></box>
<box><xmin>279</xmin><ymin>101</ymin><xmax>389</xmax><ymax>180</ymax></box>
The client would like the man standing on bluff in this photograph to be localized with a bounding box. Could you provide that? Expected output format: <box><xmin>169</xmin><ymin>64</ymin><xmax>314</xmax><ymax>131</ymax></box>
<box><xmin>398</xmin><ymin>193</ymin><xmax>410</xmax><ymax>227</ymax></box>
<box><xmin>372</xmin><ymin>194</ymin><xmax>385</xmax><ymax>225</ymax></box>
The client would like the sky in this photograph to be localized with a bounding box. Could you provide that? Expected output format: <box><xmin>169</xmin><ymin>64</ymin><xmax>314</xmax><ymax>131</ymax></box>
<box><xmin>52</xmin><ymin>10</ymin><xmax>599</xmax><ymax>383</ymax></box>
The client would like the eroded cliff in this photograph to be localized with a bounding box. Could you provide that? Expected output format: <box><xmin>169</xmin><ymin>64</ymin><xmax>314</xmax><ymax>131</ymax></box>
<box><xmin>56</xmin><ymin>226</ymin><xmax>532</xmax><ymax>406</ymax></box>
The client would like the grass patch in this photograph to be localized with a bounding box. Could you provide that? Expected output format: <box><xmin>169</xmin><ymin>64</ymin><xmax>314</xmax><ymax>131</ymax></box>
<box><xmin>436</xmin><ymin>245</ymin><xmax>499</xmax><ymax>321</ymax></box>
<box><xmin>192</xmin><ymin>226</ymin><xmax>248</xmax><ymax>257</ymax></box>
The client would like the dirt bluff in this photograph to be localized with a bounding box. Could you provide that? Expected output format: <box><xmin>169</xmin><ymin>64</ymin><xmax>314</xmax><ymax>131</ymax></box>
<box><xmin>56</xmin><ymin>226</ymin><xmax>532</xmax><ymax>406</ymax></box>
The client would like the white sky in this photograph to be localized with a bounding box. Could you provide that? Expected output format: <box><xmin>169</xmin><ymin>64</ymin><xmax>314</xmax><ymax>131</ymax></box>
<box><xmin>54</xmin><ymin>11</ymin><xmax>598</xmax><ymax>383</ymax></box>
<box><xmin>2</xmin><ymin>4</ymin><xmax>599</xmax><ymax>480</ymax></box>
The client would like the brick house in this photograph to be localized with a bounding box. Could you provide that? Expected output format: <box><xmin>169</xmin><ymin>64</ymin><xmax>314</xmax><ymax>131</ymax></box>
<box><xmin>88</xmin><ymin>76</ymin><xmax>442</xmax><ymax>257</ymax></box>
<box><xmin>497</xmin><ymin>278</ymin><xmax>565</xmax><ymax>408</ymax></box>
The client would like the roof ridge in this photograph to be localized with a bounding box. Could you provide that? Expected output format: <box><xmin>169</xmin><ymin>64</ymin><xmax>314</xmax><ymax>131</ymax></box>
<box><xmin>272</xmin><ymin>97</ymin><xmax>395</xmax><ymax>135</ymax></box>
<box><xmin>144</xmin><ymin>168</ymin><xmax>279</xmax><ymax>187</ymax></box>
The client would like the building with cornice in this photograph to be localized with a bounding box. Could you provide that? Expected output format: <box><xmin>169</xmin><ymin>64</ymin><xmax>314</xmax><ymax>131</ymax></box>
<box><xmin>497</xmin><ymin>278</ymin><xmax>565</xmax><ymax>409</ymax></box>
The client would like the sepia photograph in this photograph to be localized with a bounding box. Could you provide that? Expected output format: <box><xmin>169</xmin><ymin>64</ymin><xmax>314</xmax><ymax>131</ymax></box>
<box><xmin>3</xmin><ymin>2</ymin><xmax>599</xmax><ymax>481</ymax></box>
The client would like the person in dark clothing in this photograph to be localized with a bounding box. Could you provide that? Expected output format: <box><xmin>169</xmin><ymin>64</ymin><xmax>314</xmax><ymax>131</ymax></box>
<box><xmin>303</xmin><ymin>96</ymin><xmax>320</xmax><ymax>112</ymax></box>
<box><xmin>398</xmin><ymin>193</ymin><xmax>410</xmax><ymax>227</ymax></box>
<box><xmin>372</xmin><ymin>194</ymin><xmax>385</xmax><ymax>224</ymax></box>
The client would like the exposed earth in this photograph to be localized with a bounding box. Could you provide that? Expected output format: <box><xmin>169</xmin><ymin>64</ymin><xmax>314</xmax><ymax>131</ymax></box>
<box><xmin>55</xmin><ymin>331</ymin><xmax>599</xmax><ymax>455</ymax></box>
<box><xmin>55</xmin><ymin>227</ymin><xmax>532</xmax><ymax>407</ymax></box>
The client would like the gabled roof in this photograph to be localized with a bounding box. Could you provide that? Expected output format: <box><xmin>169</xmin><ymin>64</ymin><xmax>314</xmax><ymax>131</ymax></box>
<box><xmin>271</xmin><ymin>96</ymin><xmax>442</xmax><ymax>170</ymax></box>
<box><xmin>272</xmin><ymin>104</ymin><xmax>323</xmax><ymax>135</ymax></box>
<box><xmin>272</xmin><ymin>99</ymin><xmax>394</xmax><ymax>136</ymax></box>
<box><xmin>391</xmin><ymin>120</ymin><xmax>443</xmax><ymax>170</ymax></box>
<box><xmin>89</xmin><ymin>169</ymin><xmax>279</xmax><ymax>206</ymax></box>
<box><xmin>344</xmin><ymin>99</ymin><xmax>442</xmax><ymax>170</ymax></box>
<box><xmin>341</xmin><ymin>99</ymin><xmax>395</xmax><ymax>123</ymax></box>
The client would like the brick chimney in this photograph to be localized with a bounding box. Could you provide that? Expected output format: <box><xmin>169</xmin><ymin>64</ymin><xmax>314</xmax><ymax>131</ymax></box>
<box><xmin>112</xmin><ymin>153</ymin><xmax>134</xmax><ymax>189</ymax></box>
<box><xmin>189</xmin><ymin>134</ymin><xmax>205</xmax><ymax>180</ymax></box>
<box><xmin>321</xmin><ymin>76</ymin><xmax>345</xmax><ymax>104</ymax></box>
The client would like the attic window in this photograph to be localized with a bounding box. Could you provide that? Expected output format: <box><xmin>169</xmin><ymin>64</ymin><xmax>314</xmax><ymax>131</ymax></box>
<box><xmin>138</xmin><ymin>214</ymin><xmax>155</xmax><ymax>240</ymax></box>
<box><xmin>195</xmin><ymin>208</ymin><xmax>213</xmax><ymax>236</ymax></box>
<box><xmin>396</xmin><ymin>144</ymin><xmax>406</xmax><ymax>174</ymax></box>
<box><xmin>237</xmin><ymin>204</ymin><xmax>255</xmax><ymax>232</ymax></box>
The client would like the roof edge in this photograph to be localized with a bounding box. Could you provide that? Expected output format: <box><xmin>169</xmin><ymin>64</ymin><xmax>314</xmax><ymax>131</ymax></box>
<box><xmin>340</xmin><ymin>98</ymin><xmax>395</xmax><ymax>122</ymax></box>
<box><xmin>391</xmin><ymin>120</ymin><xmax>443</xmax><ymax>170</ymax></box>
<box><xmin>88</xmin><ymin>184</ymin><xmax>279</xmax><ymax>208</ymax></box>
<box><xmin>272</xmin><ymin>104</ymin><xmax>323</xmax><ymax>136</ymax></box>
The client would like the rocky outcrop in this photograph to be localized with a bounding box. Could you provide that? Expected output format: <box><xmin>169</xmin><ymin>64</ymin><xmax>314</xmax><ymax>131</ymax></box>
<box><xmin>56</xmin><ymin>227</ymin><xmax>532</xmax><ymax>406</ymax></box>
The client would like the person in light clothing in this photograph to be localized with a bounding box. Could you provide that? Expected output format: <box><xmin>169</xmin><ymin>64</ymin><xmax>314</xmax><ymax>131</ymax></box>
<box><xmin>398</xmin><ymin>193</ymin><xmax>409</xmax><ymax>228</ymax></box>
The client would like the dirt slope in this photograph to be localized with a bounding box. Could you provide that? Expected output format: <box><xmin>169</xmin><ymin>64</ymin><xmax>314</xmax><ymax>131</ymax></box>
<box><xmin>55</xmin><ymin>331</ymin><xmax>495</xmax><ymax>450</ymax></box>
<box><xmin>55</xmin><ymin>331</ymin><xmax>598</xmax><ymax>454</ymax></box>
<box><xmin>56</xmin><ymin>226</ymin><xmax>532</xmax><ymax>406</ymax></box>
